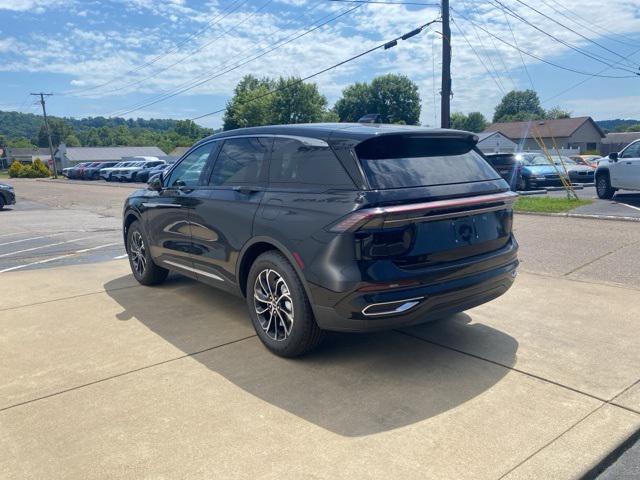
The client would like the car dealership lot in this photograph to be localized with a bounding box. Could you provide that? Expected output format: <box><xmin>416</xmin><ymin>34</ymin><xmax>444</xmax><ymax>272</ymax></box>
<box><xmin>1</xmin><ymin>179</ymin><xmax>639</xmax><ymax>479</ymax></box>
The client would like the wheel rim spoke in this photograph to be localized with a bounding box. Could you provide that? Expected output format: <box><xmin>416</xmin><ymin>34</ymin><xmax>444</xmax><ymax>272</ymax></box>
<box><xmin>129</xmin><ymin>231</ymin><xmax>146</xmax><ymax>276</ymax></box>
<box><xmin>253</xmin><ymin>268</ymin><xmax>294</xmax><ymax>342</ymax></box>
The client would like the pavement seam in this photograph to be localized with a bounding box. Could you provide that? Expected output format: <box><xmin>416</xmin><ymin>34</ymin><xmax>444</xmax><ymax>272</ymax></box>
<box><xmin>0</xmin><ymin>284</ymin><xmax>139</xmax><ymax>313</ymax></box>
<box><xmin>518</xmin><ymin>268</ymin><xmax>640</xmax><ymax>292</ymax></box>
<box><xmin>515</xmin><ymin>211</ymin><xmax>640</xmax><ymax>223</ymax></box>
<box><xmin>561</xmin><ymin>239</ymin><xmax>640</xmax><ymax>277</ymax></box>
<box><xmin>496</xmin><ymin>403</ymin><xmax>609</xmax><ymax>480</ymax></box>
<box><xmin>396</xmin><ymin>330</ymin><xmax>640</xmax><ymax>417</ymax></box>
<box><xmin>0</xmin><ymin>334</ymin><xmax>257</xmax><ymax>413</ymax></box>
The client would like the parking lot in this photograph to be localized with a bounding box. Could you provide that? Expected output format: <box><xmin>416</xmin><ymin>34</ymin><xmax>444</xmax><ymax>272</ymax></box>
<box><xmin>544</xmin><ymin>186</ymin><xmax>640</xmax><ymax>220</ymax></box>
<box><xmin>1</xmin><ymin>178</ymin><xmax>639</xmax><ymax>479</ymax></box>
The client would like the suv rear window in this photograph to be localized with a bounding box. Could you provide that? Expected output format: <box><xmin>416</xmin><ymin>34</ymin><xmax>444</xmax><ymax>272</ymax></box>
<box><xmin>356</xmin><ymin>136</ymin><xmax>500</xmax><ymax>189</ymax></box>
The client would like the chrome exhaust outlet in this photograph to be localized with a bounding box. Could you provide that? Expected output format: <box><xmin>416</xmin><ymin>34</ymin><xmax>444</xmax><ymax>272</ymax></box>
<box><xmin>362</xmin><ymin>297</ymin><xmax>424</xmax><ymax>317</ymax></box>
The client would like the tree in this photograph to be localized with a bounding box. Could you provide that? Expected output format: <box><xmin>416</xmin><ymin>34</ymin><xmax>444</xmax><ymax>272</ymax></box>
<box><xmin>334</xmin><ymin>74</ymin><xmax>421</xmax><ymax>125</ymax></box>
<box><xmin>334</xmin><ymin>82</ymin><xmax>372</xmax><ymax>122</ymax></box>
<box><xmin>493</xmin><ymin>90</ymin><xmax>545</xmax><ymax>123</ymax></box>
<box><xmin>270</xmin><ymin>77</ymin><xmax>328</xmax><ymax>125</ymax></box>
<box><xmin>37</xmin><ymin>118</ymin><xmax>75</xmax><ymax>148</ymax></box>
<box><xmin>7</xmin><ymin>137</ymin><xmax>35</xmax><ymax>148</ymax></box>
<box><xmin>64</xmin><ymin>134</ymin><xmax>81</xmax><ymax>147</ymax></box>
<box><xmin>449</xmin><ymin>111</ymin><xmax>488</xmax><ymax>132</ymax></box>
<box><xmin>546</xmin><ymin>107</ymin><xmax>571</xmax><ymax>119</ymax></box>
<box><xmin>223</xmin><ymin>75</ymin><xmax>274</xmax><ymax>130</ymax></box>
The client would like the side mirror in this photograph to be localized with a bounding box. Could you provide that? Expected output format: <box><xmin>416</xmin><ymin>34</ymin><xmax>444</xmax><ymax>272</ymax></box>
<box><xmin>609</xmin><ymin>152</ymin><xmax>618</xmax><ymax>161</ymax></box>
<box><xmin>147</xmin><ymin>173</ymin><xmax>163</xmax><ymax>191</ymax></box>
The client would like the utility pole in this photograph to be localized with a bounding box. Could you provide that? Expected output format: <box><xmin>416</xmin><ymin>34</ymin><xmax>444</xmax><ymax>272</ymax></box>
<box><xmin>441</xmin><ymin>0</ymin><xmax>452</xmax><ymax>129</ymax></box>
<box><xmin>30</xmin><ymin>92</ymin><xmax>57</xmax><ymax>178</ymax></box>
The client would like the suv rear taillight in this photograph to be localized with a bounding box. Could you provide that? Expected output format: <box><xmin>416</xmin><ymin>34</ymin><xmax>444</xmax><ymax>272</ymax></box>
<box><xmin>327</xmin><ymin>191</ymin><xmax>518</xmax><ymax>233</ymax></box>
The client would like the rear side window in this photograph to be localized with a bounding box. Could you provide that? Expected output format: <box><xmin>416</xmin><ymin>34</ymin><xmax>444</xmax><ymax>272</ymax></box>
<box><xmin>356</xmin><ymin>136</ymin><xmax>500</xmax><ymax>189</ymax></box>
<box><xmin>269</xmin><ymin>137</ymin><xmax>354</xmax><ymax>189</ymax></box>
<box><xmin>210</xmin><ymin>137</ymin><xmax>269</xmax><ymax>186</ymax></box>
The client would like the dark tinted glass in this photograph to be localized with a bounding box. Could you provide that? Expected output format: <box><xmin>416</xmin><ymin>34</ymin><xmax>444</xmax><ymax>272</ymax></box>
<box><xmin>210</xmin><ymin>137</ymin><xmax>269</xmax><ymax>186</ymax></box>
<box><xmin>356</xmin><ymin>136</ymin><xmax>499</xmax><ymax>189</ymax></box>
<box><xmin>269</xmin><ymin>137</ymin><xmax>353</xmax><ymax>189</ymax></box>
<box><xmin>621</xmin><ymin>142</ymin><xmax>640</xmax><ymax>158</ymax></box>
<box><xmin>166</xmin><ymin>143</ymin><xmax>214</xmax><ymax>187</ymax></box>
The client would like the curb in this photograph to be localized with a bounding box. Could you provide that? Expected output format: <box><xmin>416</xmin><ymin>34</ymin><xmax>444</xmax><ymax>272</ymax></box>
<box><xmin>515</xmin><ymin>210</ymin><xmax>640</xmax><ymax>223</ymax></box>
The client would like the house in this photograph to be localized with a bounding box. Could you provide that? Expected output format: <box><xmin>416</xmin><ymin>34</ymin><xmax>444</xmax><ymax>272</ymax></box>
<box><xmin>55</xmin><ymin>144</ymin><xmax>166</xmax><ymax>170</ymax></box>
<box><xmin>600</xmin><ymin>132</ymin><xmax>640</xmax><ymax>155</ymax></box>
<box><xmin>476</xmin><ymin>131</ymin><xmax>517</xmax><ymax>154</ymax></box>
<box><xmin>483</xmin><ymin>117</ymin><xmax>605</xmax><ymax>153</ymax></box>
<box><xmin>4</xmin><ymin>147</ymin><xmax>52</xmax><ymax>165</ymax></box>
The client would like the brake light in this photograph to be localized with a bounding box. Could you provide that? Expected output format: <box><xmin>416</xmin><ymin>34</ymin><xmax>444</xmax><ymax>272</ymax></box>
<box><xmin>328</xmin><ymin>191</ymin><xmax>518</xmax><ymax>233</ymax></box>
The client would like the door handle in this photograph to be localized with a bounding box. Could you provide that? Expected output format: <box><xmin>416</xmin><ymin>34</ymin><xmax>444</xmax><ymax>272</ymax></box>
<box><xmin>626</xmin><ymin>162</ymin><xmax>633</xmax><ymax>165</ymax></box>
<box><xmin>233</xmin><ymin>186</ymin><xmax>260</xmax><ymax>195</ymax></box>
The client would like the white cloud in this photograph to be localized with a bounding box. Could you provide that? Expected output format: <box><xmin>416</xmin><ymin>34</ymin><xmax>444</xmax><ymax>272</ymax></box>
<box><xmin>2</xmin><ymin>0</ymin><xmax>640</xmax><ymax>125</ymax></box>
<box><xmin>0</xmin><ymin>0</ymin><xmax>68</xmax><ymax>12</ymax></box>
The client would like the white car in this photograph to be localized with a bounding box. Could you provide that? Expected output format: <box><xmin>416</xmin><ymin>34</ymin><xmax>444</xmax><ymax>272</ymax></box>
<box><xmin>112</xmin><ymin>160</ymin><xmax>165</xmax><ymax>182</ymax></box>
<box><xmin>100</xmin><ymin>161</ymin><xmax>135</xmax><ymax>181</ymax></box>
<box><xmin>596</xmin><ymin>140</ymin><xmax>640</xmax><ymax>198</ymax></box>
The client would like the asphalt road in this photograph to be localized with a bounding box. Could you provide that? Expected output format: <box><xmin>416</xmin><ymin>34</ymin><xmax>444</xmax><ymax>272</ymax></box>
<box><xmin>534</xmin><ymin>186</ymin><xmax>640</xmax><ymax>220</ymax></box>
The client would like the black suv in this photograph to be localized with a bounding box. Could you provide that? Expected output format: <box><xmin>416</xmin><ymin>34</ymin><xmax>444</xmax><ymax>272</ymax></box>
<box><xmin>123</xmin><ymin>124</ymin><xmax>519</xmax><ymax>356</ymax></box>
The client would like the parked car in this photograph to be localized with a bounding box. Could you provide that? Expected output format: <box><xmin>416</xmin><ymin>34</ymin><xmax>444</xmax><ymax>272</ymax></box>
<box><xmin>75</xmin><ymin>162</ymin><xmax>102</xmax><ymax>180</ymax></box>
<box><xmin>0</xmin><ymin>182</ymin><xmax>15</xmax><ymax>209</ymax></box>
<box><xmin>137</xmin><ymin>162</ymin><xmax>173</xmax><ymax>183</ymax></box>
<box><xmin>100</xmin><ymin>161</ymin><xmax>135</xmax><ymax>181</ymax></box>
<box><xmin>570</xmin><ymin>155</ymin><xmax>600</xmax><ymax>168</ymax></box>
<box><xmin>557</xmin><ymin>156</ymin><xmax>595</xmax><ymax>184</ymax></box>
<box><xmin>82</xmin><ymin>162</ymin><xmax>119</xmax><ymax>180</ymax></box>
<box><xmin>112</xmin><ymin>160</ymin><xmax>165</xmax><ymax>182</ymax></box>
<box><xmin>65</xmin><ymin>162</ymin><xmax>91</xmax><ymax>179</ymax></box>
<box><xmin>483</xmin><ymin>153</ymin><xmax>522</xmax><ymax>191</ymax></box>
<box><xmin>122</xmin><ymin>124</ymin><xmax>519</xmax><ymax>357</ymax></box>
<box><xmin>512</xmin><ymin>153</ymin><xmax>567</xmax><ymax>190</ymax></box>
<box><xmin>596</xmin><ymin>139</ymin><xmax>640</xmax><ymax>198</ymax></box>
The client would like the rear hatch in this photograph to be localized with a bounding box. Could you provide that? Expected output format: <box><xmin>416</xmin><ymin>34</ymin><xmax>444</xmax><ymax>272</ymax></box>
<box><xmin>334</xmin><ymin>133</ymin><xmax>516</xmax><ymax>269</ymax></box>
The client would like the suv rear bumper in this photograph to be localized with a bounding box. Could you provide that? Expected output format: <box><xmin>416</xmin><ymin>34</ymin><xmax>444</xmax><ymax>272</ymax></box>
<box><xmin>312</xmin><ymin>261</ymin><xmax>517</xmax><ymax>332</ymax></box>
<box><xmin>310</xmin><ymin>238</ymin><xmax>518</xmax><ymax>332</ymax></box>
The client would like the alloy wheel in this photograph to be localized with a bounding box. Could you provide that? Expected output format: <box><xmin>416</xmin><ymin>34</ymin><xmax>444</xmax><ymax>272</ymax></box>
<box><xmin>253</xmin><ymin>269</ymin><xmax>294</xmax><ymax>341</ymax></box>
<box><xmin>129</xmin><ymin>231</ymin><xmax>147</xmax><ymax>277</ymax></box>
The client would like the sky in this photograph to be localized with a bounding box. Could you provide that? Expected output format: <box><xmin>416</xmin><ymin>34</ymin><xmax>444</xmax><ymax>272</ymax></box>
<box><xmin>0</xmin><ymin>0</ymin><xmax>639</xmax><ymax>129</ymax></box>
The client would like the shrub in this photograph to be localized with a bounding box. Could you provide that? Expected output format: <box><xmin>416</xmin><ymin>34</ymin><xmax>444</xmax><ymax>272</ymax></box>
<box><xmin>8</xmin><ymin>161</ymin><xmax>23</xmax><ymax>178</ymax></box>
<box><xmin>32</xmin><ymin>158</ymin><xmax>51</xmax><ymax>177</ymax></box>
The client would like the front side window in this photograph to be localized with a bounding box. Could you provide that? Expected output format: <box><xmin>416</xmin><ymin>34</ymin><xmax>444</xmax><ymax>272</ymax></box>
<box><xmin>269</xmin><ymin>137</ymin><xmax>353</xmax><ymax>189</ymax></box>
<box><xmin>166</xmin><ymin>143</ymin><xmax>214</xmax><ymax>188</ymax></box>
<box><xmin>210</xmin><ymin>137</ymin><xmax>269</xmax><ymax>186</ymax></box>
<box><xmin>621</xmin><ymin>142</ymin><xmax>640</xmax><ymax>158</ymax></box>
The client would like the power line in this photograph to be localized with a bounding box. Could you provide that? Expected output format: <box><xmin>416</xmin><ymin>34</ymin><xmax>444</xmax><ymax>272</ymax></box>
<box><xmin>107</xmin><ymin>3</ymin><xmax>366</xmax><ymax>118</ymax></box>
<box><xmin>488</xmin><ymin>0</ymin><xmax>639</xmax><ymax>74</ymax></box>
<box><xmin>450</xmin><ymin>7</ymin><xmax>639</xmax><ymax>79</ymax></box>
<box><xmin>450</xmin><ymin>17</ymin><xmax>506</xmax><ymax>94</ymax></box>
<box><xmin>328</xmin><ymin>0</ymin><xmax>439</xmax><ymax>5</ymax></box>
<box><xmin>73</xmin><ymin>0</ymin><xmax>276</xmax><ymax>99</ymax></box>
<box><xmin>59</xmin><ymin>0</ymin><xmax>252</xmax><ymax>96</ymax></box>
<box><xmin>508</xmin><ymin>0</ymin><xmax>640</xmax><ymax>69</ymax></box>
<box><xmin>190</xmin><ymin>19</ymin><xmax>440</xmax><ymax>121</ymax></box>
<box><xmin>498</xmin><ymin>1</ymin><xmax>535</xmax><ymax>90</ymax></box>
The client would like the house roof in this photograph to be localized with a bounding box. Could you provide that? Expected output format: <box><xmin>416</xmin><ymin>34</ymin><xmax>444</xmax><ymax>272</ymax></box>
<box><xmin>5</xmin><ymin>147</ymin><xmax>50</xmax><ymax>157</ymax></box>
<box><xmin>61</xmin><ymin>146</ymin><xmax>166</xmax><ymax>162</ymax></box>
<box><xmin>601</xmin><ymin>132</ymin><xmax>640</xmax><ymax>145</ymax></box>
<box><xmin>476</xmin><ymin>131</ymin><xmax>515</xmax><ymax>142</ymax></box>
<box><xmin>484</xmin><ymin>117</ymin><xmax>605</xmax><ymax>140</ymax></box>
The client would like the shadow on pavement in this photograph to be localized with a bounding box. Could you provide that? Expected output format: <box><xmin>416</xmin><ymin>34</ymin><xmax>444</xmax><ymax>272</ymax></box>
<box><xmin>105</xmin><ymin>274</ymin><xmax>519</xmax><ymax>437</ymax></box>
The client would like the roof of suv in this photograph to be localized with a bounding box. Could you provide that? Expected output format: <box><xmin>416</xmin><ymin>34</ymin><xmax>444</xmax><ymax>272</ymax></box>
<box><xmin>197</xmin><ymin>123</ymin><xmax>476</xmax><ymax>146</ymax></box>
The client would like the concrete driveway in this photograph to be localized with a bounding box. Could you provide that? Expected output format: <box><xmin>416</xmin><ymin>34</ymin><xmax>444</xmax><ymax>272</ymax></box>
<box><xmin>1</xmin><ymin>259</ymin><xmax>639</xmax><ymax>479</ymax></box>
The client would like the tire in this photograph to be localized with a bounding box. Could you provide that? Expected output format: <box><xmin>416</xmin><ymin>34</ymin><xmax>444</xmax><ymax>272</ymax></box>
<box><xmin>131</xmin><ymin>173</ymin><xmax>137</xmax><ymax>183</ymax></box>
<box><xmin>0</xmin><ymin>195</ymin><xmax>5</xmax><ymax>210</ymax></box>
<box><xmin>516</xmin><ymin>174</ymin><xmax>526</xmax><ymax>191</ymax></box>
<box><xmin>596</xmin><ymin>173</ymin><xmax>615</xmax><ymax>199</ymax></box>
<box><xmin>126</xmin><ymin>220</ymin><xmax>168</xmax><ymax>286</ymax></box>
<box><xmin>246</xmin><ymin>251</ymin><xmax>324</xmax><ymax>357</ymax></box>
